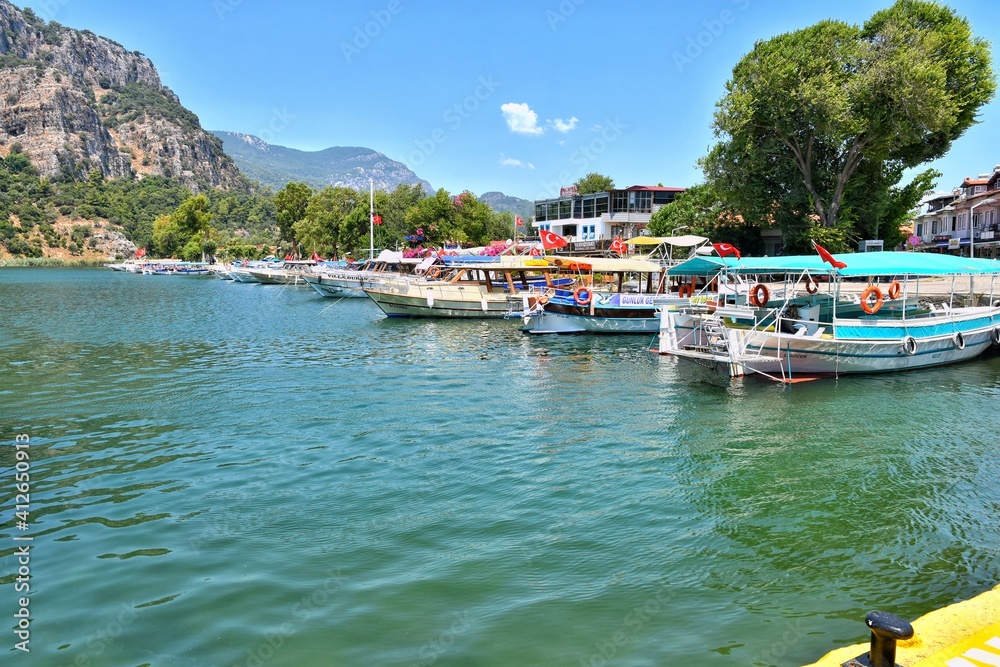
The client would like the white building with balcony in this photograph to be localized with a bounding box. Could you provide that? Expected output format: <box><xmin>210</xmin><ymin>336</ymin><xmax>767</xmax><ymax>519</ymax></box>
<box><xmin>533</xmin><ymin>186</ymin><xmax>685</xmax><ymax>248</ymax></box>
<box><xmin>912</xmin><ymin>169</ymin><xmax>1000</xmax><ymax>256</ymax></box>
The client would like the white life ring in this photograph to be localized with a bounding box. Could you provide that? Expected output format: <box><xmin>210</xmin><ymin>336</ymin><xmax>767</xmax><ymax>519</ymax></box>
<box><xmin>902</xmin><ymin>336</ymin><xmax>917</xmax><ymax>356</ymax></box>
<box><xmin>953</xmin><ymin>332</ymin><xmax>966</xmax><ymax>350</ymax></box>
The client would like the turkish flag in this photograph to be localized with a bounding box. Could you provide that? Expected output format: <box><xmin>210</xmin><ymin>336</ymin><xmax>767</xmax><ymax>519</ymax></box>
<box><xmin>135</xmin><ymin>248</ymin><xmax>146</xmax><ymax>258</ymax></box>
<box><xmin>812</xmin><ymin>241</ymin><xmax>847</xmax><ymax>269</ymax></box>
<box><xmin>610</xmin><ymin>237</ymin><xmax>627</xmax><ymax>255</ymax></box>
<box><xmin>712</xmin><ymin>242</ymin><xmax>741</xmax><ymax>259</ymax></box>
<box><xmin>515</xmin><ymin>215</ymin><xmax>524</xmax><ymax>227</ymax></box>
<box><xmin>540</xmin><ymin>229</ymin><xmax>568</xmax><ymax>250</ymax></box>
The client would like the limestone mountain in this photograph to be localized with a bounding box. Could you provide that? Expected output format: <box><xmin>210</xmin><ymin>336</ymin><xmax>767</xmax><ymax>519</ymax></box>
<box><xmin>211</xmin><ymin>130</ymin><xmax>433</xmax><ymax>194</ymax></box>
<box><xmin>0</xmin><ymin>1</ymin><xmax>247</xmax><ymax>192</ymax></box>
<box><xmin>479</xmin><ymin>191</ymin><xmax>534</xmax><ymax>223</ymax></box>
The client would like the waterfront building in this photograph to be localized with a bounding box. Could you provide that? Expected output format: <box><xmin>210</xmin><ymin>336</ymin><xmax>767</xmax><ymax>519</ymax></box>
<box><xmin>532</xmin><ymin>185</ymin><xmax>685</xmax><ymax>251</ymax></box>
<box><xmin>912</xmin><ymin>168</ymin><xmax>1000</xmax><ymax>257</ymax></box>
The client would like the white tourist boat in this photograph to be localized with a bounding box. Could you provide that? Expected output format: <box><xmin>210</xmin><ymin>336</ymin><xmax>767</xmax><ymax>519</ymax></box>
<box><xmin>656</xmin><ymin>251</ymin><xmax>1000</xmax><ymax>382</ymax></box>
<box><xmin>304</xmin><ymin>251</ymin><xmax>421</xmax><ymax>298</ymax></box>
<box><xmin>362</xmin><ymin>256</ymin><xmax>562</xmax><ymax>318</ymax></box>
<box><xmin>246</xmin><ymin>260</ymin><xmax>319</xmax><ymax>285</ymax></box>
<box><xmin>517</xmin><ymin>256</ymin><xmax>688</xmax><ymax>334</ymax></box>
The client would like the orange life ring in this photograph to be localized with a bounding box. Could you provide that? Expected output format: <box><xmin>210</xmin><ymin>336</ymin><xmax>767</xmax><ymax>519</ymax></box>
<box><xmin>749</xmin><ymin>283</ymin><xmax>770</xmax><ymax>308</ymax></box>
<box><xmin>536</xmin><ymin>294</ymin><xmax>550</xmax><ymax>305</ymax></box>
<box><xmin>678</xmin><ymin>284</ymin><xmax>694</xmax><ymax>299</ymax></box>
<box><xmin>861</xmin><ymin>285</ymin><xmax>883</xmax><ymax>314</ymax></box>
<box><xmin>804</xmin><ymin>276</ymin><xmax>819</xmax><ymax>294</ymax></box>
<box><xmin>530</xmin><ymin>247</ymin><xmax>542</xmax><ymax>257</ymax></box>
<box><xmin>887</xmin><ymin>280</ymin><xmax>901</xmax><ymax>300</ymax></box>
<box><xmin>427</xmin><ymin>266</ymin><xmax>442</xmax><ymax>279</ymax></box>
<box><xmin>573</xmin><ymin>286</ymin><xmax>593</xmax><ymax>306</ymax></box>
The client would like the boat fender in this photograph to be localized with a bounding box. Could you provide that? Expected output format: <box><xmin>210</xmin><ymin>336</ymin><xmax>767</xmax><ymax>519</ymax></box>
<box><xmin>902</xmin><ymin>336</ymin><xmax>917</xmax><ymax>356</ymax></box>
<box><xmin>573</xmin><ymin>286</ymin><xmax>593</xmax><ymax>306</ymax></box>
<box><xmin>749</xmin><ymin>283</ymin><xmax>770</xmax><ymax>308</ymax></box>
<box><xmin>888</xmin><ymin>281</ymin><xmax>901</xmax><ymax>300</ymax></box>
<box><xmin>860</xmin><ymin>285</ymin><xmax>884</xmax><ymax>315</ymax></box>
<box><xmin>994</xmin><ymin>328</ymin><xmax>1000</xmax><ymax>345</ymax></box>
<box><xmin>953</xmin><ymin>332</ymin><xmax>965</xmax><ymax>350</ymax></box>
<box><xmin>426</xmin><ymin>290</ymin><xmax>435</xmax><ymax>308</ymax></box>
<box><xmin>481</xmin><ymin>298</ymin><xmax>488</xmax><ymax>313</ymax></box>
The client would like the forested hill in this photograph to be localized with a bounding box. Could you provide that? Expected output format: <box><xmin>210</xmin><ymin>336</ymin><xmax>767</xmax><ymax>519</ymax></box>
<box><xmin>211</xmin><ymin>130</ymin><xmax>434</xmax><ymax>194</ymax></box>
<box><xmin>0</xmin><ymin>1</ymin><xmax>247</xmax><ymax>192</ymax></box>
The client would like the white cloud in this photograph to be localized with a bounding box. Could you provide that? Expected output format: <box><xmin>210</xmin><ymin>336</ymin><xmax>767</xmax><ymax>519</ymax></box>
<box><xmin>500</xmin><ymin>153</ymin><xmax>535</xmax><ymax>170</ymax></box>
<box><xmin>501</xmin><ymin>102</ymin><xmax>543</xmax><ymax>135</ymax></box>
<box><xmin>548</xmin><ymin>116</ymin><xmax>579</xmax><ymax>133</ymax></box>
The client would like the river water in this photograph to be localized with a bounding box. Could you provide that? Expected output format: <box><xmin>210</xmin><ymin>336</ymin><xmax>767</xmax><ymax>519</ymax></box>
<box><xmin>2</xmin><ymin>268</ymin><xmax>999</xmax><ymax>667</ymax></box>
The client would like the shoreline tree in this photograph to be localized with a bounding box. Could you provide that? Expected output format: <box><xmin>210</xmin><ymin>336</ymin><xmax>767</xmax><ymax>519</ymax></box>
<box><xmin>703</xmin><ymin>0</ymin><xmax>995</xmax><ymax>252</ymax></box>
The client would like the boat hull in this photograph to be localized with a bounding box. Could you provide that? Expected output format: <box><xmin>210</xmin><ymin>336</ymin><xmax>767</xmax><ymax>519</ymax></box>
<box><xmin>661</xmin><ymin>308</ymin><xmax>1000</xmax><ymax>378</ymax></box>
<box><xmin>364</xmin><ymin>284</ymin><xmax>518</xmax><ymax>318</ymax></box>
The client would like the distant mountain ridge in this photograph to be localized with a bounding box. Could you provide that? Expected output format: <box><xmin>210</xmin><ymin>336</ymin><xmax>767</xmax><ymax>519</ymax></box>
<box><xmin>212</xmin><ymin>131</ymin><xmax>434</xmax><ymax>194</ymax></box>
<box><xmin>479</xmin><ymin>191</ymin><xmax>534</xmax><ymax>222</ymax></box>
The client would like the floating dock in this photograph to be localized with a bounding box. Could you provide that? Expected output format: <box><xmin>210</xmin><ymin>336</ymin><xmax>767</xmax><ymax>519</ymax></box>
<box><xmin>804</xmin><ymin>583</ymin><xmax>1000</xmax><ymax>666</ymax></box>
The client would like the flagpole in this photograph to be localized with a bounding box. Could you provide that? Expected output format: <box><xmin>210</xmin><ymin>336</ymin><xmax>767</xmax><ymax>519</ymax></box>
<box><xmin>369</xmin><ymin>178</ymin><xmax>374</xmax><ymax>261</ymax></box>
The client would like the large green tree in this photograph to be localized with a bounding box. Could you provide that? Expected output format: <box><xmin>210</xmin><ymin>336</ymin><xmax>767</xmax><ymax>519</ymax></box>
<box><xmin>705</xmin><ymin>0</ymin><xmax>995</xmax><ymax>250</ymax></box>
<box><xmin>293</xmin><ymin>186</ymin><xmax>359</xmax><ymax>258</ymax></box>
<box><xmin>274</xmin><ymin>182</ymin><xmax>312</xmax><ymax>249</ymax></box>
<box><xmin>573</xmin><ymin>173</ymin><xmax>615</xmax><ymax>194</ymax></box>
<box><xmin>151</xmin><ymin>194</ymin><xmax>213</xmax><ymax>258</ymax></box>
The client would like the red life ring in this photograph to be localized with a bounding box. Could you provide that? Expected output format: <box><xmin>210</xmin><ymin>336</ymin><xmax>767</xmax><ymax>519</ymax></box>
<box><xmin>678</xmin><ymin>284</ymin><xmax>694</xmax><ymax>298</ymax></box>
<box><xmin>888</xmin><ymin>281</ymin><xmax>901</xmax><ymax>300</ymax></box>
<box><xmin>749</xmin><ymin>283</ymin><xmax>770</xmax><ymax>308</ymax></box>
<box><xmin>861</xmin><ymin>285</ymin><xmax>883</xmax><ymax>314</ymax></box>
<box><xmin>573</xmin><ymin>286</ymin><xmax>593</xmax><ymax>306</ymax></box>
<box><xmin>805</xmin><ymin>276</ymin><xmax>819</xmax><ymax>294</ymax></box>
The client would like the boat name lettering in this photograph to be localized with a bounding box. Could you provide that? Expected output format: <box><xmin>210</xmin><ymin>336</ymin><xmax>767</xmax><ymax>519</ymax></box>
<box><xmin>620</xmin><ymin>295</ymin><xmax>657</xmax><ymax>306</ymax></box>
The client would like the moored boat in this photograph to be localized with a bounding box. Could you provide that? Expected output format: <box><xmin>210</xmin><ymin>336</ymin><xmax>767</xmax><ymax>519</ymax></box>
<box><xmin>656</xmin><ymin>251</ymin><xmax>1000</xmax><ymax>382</ymax></box>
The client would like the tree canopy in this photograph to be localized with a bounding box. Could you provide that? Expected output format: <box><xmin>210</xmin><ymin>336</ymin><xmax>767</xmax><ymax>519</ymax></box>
<box><xmin>573</xmin><ymin>173</ymin><xmax>615</xmax><ymax>194</ymax></box>
<box><xmin>704</xmin><ymin>0</ymin><xmax>995</xmax><ymax>252</ymax></box>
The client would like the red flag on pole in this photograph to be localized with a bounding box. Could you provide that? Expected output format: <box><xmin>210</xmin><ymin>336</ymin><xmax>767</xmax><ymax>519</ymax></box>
<box><xmin>515</xmin><ymin>215</ymin><xmax>524</xmax><ymax>227</ymax></box>
<box><xmin>610</xmin><ymin>237</ymin><xmax>627</xmax><ymax>255</ymax></box>
<box><xmin>539</xmin><ymin>229</ymin><xmax>568</xmax><ymax>250</ymax></box>
<box><xmin>136</xmin><ymin>248</ymin><xmax>146</xmax><ymax>258</ymax></box>
<box><xmin>712</xmin><ymin>242</ymin><xmax>741</xmax><ymax>259</ymax></box>
<box><xmin>812</xmin><ymin>241</ymin><xmax>847</xmax><ymax>269</ymax></box>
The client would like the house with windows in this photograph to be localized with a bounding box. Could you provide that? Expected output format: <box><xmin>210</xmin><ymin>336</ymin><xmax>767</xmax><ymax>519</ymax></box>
<box><xmin>533</xmin><ymin>185</ymin><xmax>685</xmax><ymax>250</ymax></box>
<box><xmin>911</xmin><ymin>168</ymin><xmax>1000</xmax><ymax>257</ymax></box>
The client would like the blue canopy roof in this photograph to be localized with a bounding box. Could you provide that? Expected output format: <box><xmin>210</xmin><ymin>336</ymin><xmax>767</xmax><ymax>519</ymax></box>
<box><xmin>667</xmin><ymin>251</ymin><xmax>1000</xmax><ymax>278</ymax></box>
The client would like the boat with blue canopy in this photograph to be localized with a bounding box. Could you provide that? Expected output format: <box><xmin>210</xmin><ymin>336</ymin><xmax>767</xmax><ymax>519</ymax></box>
<box><xmin>656</xmin><ymin>251</ymin><xmax>1000</xmax><ymax>382</ymax></box>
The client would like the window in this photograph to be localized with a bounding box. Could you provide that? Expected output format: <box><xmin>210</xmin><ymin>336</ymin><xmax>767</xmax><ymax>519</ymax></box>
<box><xmin>535</xmin><ymin>204</ymin><xmax>547</xmax><ymax>222</ymax></box>
<box><xmin>975</xmin><ymin>185</ymin><xmax>987</xmax><ymax>194</ymax></box>
<box><xmin>915</xmin><ymin>223</ymin><xmax>923</xmax><ymax>237</ymax></box>
<box><xmin>958</xmin><ymin>215</ymin><xmax>964</xmax><ymax>231</ymax></box>
<box><xmin>595</xmin><ymin>195</ymin><xmax>609</xmax><ymax>217</ymax></box>
<box><xmin>932</xmin><ymin>221</ymin><xmax>939</xmax><ymax>234</ymax></box>
<box><xmin>612</xmin><ymin>191</ymin><xmax>629</xmax><ymax>212</ymax></box>
<box><xmin>582</xmin><ymin>197</ymin><xmax>595</xmax><ymax>219</ymax></box>
<box><xmin>582</xmin><ymin>224</ymin><xmax>596</xmax><ymax>241</ymax></box>
<box><xmin>559</xmin><ymin>200</ymin><xmax>572</xmax><ymax>219</ymax></box>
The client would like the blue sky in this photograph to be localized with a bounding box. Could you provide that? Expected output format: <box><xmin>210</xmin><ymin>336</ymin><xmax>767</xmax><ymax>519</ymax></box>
<box><xmin>19</xmin><ymin>0</ymin><xmax>1000</xmax><ymax>201</ymax></box>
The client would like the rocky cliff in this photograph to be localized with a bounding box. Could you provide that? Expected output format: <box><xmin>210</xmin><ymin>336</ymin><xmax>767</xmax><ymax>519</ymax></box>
<box><xmin>0</xmin><ymin>2</ymin><xmax>247</xmax><ymax>192</ymax></box>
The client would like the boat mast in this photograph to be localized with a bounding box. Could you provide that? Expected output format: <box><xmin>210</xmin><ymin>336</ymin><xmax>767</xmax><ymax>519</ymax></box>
<box><xmin>369</xmin><ymin>178</ymin><xmax>375</xmax><ymax>261</ymax></box>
